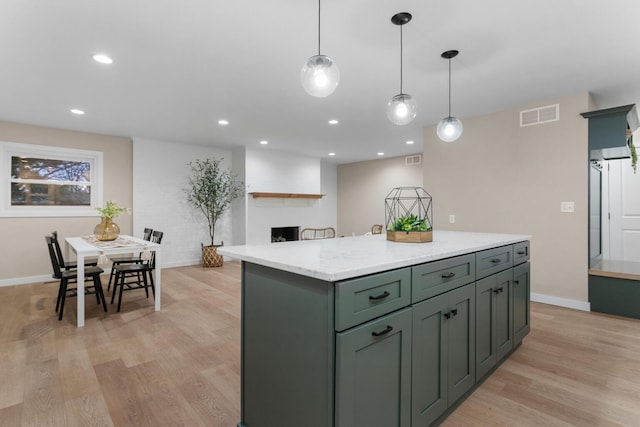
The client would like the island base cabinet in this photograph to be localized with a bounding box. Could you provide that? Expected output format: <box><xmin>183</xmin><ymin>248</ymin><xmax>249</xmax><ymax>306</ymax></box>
<box><xmin>412</xmin><ymin>283</ymin><xmax>475</xmax><ymax>427</ymax></box>
<box><xmin>336</xmin><ymin>308</ymin><xmax>412</xmax><ymax>427</ymax></box>
<box><xmin>513</xmin><ymin>262</ymin><xmax>531</xmax><ymax>345</ymax></box>
<box><xmin>475</xmin><ymin>269</ymin><xmax>513</xmax><ymax>381</ymax></box>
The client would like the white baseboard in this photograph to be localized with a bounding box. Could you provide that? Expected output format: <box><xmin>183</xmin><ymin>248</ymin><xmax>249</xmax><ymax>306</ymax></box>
<box><xmin>531</xmin><ymin>292</ymin><xmax>591</xmax><ymax>312</ymax></box>
<box><xmin>0</xmin><ymin>274</ymin><xmax>54</xmax><ymax>287</ymax></box>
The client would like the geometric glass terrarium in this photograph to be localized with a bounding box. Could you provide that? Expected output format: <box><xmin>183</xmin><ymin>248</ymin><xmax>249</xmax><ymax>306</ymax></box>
<box><xmin>385</xmin><ymin>186</ymin><xmax>433</xmax><ymax>242</ymax></box>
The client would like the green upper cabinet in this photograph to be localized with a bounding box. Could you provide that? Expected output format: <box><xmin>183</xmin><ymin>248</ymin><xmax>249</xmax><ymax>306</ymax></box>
<box><xmin>581</xmin><ymin>104</ymin><xmax>639</xmax><ymax>161</ymax></box>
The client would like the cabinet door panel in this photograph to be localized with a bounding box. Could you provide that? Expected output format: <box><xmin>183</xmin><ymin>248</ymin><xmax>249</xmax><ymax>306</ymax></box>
<box><xmin>475</xmin><ymin>276</ymin><xmax>496</xmax><ymax>380</ymax></box>
<box><xmin>447</xmin><ymin>284</ymin><xmax>476</xmax><ymax>405</ymax></box>
<box><xmin>495</xmin><ymin>269</ymin><xmax>514</xmax><ymax>360</ymax></box>
<box><xmin>412</xmin><ymin>293</ymin><xmax>448</xmax><ymax>427</ymax></box>
<box><xmin>412</xmin><ymin>254</ymin><xmax>476</xmax><ymax>303</ymax></box>
<box><xmin>336</xmin><ymin>308</ymin><xmax>412</xmax><ymax>427</ymax></box>
<box><xmin>513</xmin><ymin>262</ymin><xmax>531</xmax><ymax>345</ymax></box>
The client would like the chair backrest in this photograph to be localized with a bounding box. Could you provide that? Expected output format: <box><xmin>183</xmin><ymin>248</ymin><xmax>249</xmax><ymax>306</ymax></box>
<box><xmin>371</xmin><ymin>224</ymin><xmax>383</xmax><ymax>234</ymax></box>
<box><xmin>45</xmin><ymin>235</ymin><xmax>64</xmax><ymax>279</ymax></box>
<box><xmin>300</xmin><ymin>227</ymin><xmax>336</xmax><ymax>240</ymax></box>
<box><xmin>143</xmin><ymin>228</ymin><xmax>153</xmax><ymax>241</ymax></box>
<box><xmin>50</xmin><ymin>230</ymin><xmax>68</xmax><ymax>268</ymax></box>
<box><xmin>146</xmin><ymin>230</ymin><xmax>164</xmax><ymax>269</ymax></box>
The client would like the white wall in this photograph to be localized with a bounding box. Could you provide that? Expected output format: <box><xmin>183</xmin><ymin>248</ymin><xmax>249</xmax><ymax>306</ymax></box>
<box><xmin>245</xmin><ymin>149</ymin><xmax>336</xmax><ymax>244</ymax></box>
<box><xmin>337</xmin><ymin>155</ymin><xmax>423</xmax><ymax>236</ymax></box>
<box><xmin>423</xmin><ymin>92</ymin><xmax>591</xmax><ymax>307</ymax></box>
<box><xmin>133</xmin><ymin>138</ymin><xmax>235</xmax><ymax>267</ymax></box>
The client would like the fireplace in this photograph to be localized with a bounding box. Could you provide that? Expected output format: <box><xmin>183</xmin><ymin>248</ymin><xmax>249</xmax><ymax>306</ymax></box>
<box><xmin>271</xmin><ymin>226</ymin><xmax>300</xmax><ymax>243</ymax></box>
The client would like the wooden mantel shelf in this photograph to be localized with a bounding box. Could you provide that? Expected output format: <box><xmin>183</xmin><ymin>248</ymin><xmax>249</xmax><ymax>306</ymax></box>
<box><xmin>249</xmin><ymin>192</ymin><xmax>324</xmax><ymax>199</ymax></box>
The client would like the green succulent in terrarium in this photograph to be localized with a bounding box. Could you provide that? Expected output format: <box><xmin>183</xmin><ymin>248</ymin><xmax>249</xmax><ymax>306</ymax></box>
<box><xmin>389</xmin><ymin>214</ymin><xmax>432</xmax><ymax>232</ymax></box>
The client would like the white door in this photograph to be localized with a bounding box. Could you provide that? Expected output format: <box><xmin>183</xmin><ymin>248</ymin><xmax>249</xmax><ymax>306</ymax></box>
<box><xmin>607</xmin><ymin>154</ymin><xmax>640</xmax><ymax>262</ymax></box>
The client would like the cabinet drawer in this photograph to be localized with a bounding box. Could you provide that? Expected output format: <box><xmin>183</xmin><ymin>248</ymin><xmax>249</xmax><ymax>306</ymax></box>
<box><xmin>513</xmin><ymin>241</ymin><xmax>530</xmax><ymax>265</ymax></box>
<box><xmin>335</xmin><ymin>268</ymin><xmax>411</xmax><ymax>331</ymax></box>
<box><xmin>411</xmin><ymin>254</ymin><xmax>476</xmax><ymax>303</ymax></box>
<box><xmin>476</xmin><ymin>245</ymin><xmax>513</xmax><ymax>279</ymax></box>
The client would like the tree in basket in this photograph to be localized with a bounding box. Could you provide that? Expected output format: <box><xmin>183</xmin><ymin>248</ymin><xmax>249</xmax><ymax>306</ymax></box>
<box><xmin>185</xmin><ymin>158</ymin><xmax>244</xmax><ymax>267</ymax></box>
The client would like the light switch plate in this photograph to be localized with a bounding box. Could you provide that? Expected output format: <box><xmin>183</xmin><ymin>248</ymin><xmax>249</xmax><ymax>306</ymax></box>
<box><xmin>560</xmin><ymin>201</ymin><xmax>575</xmax><ymax>213</ymax></box>
<box><xmin>449</xmin><ymin>214</ymin><xmax>455</xmax><ymax>223</ymax></box>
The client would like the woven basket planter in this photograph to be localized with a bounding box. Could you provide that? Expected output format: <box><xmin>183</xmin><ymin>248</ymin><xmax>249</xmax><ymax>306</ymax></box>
<box><xmin>202</xmin><ymin>244</ymin><xmax>223</xmax><ymax>267</ymax></box>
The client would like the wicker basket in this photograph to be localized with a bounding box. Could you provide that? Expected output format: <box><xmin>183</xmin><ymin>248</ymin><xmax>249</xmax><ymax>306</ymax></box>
<box><xmin>202</xmin><ymin>244</ymin><xmax>223</xmax><ymax>267</ymax></box>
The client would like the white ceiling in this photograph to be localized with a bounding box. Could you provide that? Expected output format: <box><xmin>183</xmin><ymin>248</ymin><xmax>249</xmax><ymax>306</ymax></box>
<box><xmin>1</xmin><ymin>0</ymin><xmax>639</xmax><ymax>164</ymax></box>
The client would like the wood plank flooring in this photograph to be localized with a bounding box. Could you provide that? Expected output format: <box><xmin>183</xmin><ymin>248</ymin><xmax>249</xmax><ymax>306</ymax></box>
<box><xmin>1</xmin><ymin>262</ymin><xmax>640</xmax><ymax>426</ymax></box>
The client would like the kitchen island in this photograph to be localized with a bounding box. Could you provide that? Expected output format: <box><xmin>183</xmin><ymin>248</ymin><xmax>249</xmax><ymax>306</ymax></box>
<box><xmin>219</xmin><ymin>230</ymin><xmax>531</xmax><ymax>427</ymax></box>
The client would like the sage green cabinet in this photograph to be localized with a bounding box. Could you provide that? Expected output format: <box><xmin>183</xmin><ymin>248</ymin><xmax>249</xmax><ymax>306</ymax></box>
<box><xmin>412</xmin><ymin>283</ymin><xmax>475</xmax><ymax>427</ymax></box>
<box><xmin>513</xmin><ymin>262</ymin><xmax>531</xmax><ymax>345</ymax></box>
<box><xmin>412</xmin><ymin>254</ymin><xmax>475</xmax><ymax>303</ymax></box>
<box><xmin>336</xmin><ymin>308</ymin><xmax>412</xmax><ymax>427</ymax></box>
<box><xmin>476</xmin><ymin>245</ymin><xmax>513</xmax><ymax>280</ymax></box>
<box><xmin>475</xmin><ymin>269</ymin><xmax>513</xmax><ymax>381</ymax></box>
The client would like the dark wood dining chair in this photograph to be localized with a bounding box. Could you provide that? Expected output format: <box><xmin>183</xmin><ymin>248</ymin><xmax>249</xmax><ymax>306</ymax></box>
<box><xmin>110</xmin><ymin>230</ymin><xmax>163</xmax><ymax>312</ymax></box>
<box><xmin>50</xmin><ymin>230</ymin><xmax>98</xmax><ymax>278</ymax></box>
<box><xmin>107</xmin><ymin>227</ymin><xmax>153</xmax><ymax>290</ymax></box>
<box><xmin>45</xmin><ymin>236</ymin><xmax>107</xmax><ymax>320</ymax></box>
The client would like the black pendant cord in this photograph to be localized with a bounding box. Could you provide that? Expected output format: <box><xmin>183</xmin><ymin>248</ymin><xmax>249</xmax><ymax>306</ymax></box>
<box><xmin>448</xmin><ymin>57</ymin><xmax>452</xmax><ymax>117</ymax></box>
<box><xmin>317</xmin><ymin>0</ymin><xmax>321</xmax><ymax>55</ymax></box>
<box><xmin>399</xmin><ymin>24</ymin><xmax>403</xmax><ymax>94</ymax></box>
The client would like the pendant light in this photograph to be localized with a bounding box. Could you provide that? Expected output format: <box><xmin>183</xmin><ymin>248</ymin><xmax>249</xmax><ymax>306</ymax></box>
<box><xmin>437</xmin><ymin>50</ymin><xmax>463</xmax><ymax>142</ymax></box>
<box><xmin>301</xmin><ymin>0</ymin><xmax>339</xmax><ymax>97</ymax></box>
<box><xmin>387</xmin><ymin>12</ymin><xmax>417</xmax><ymax>126</ymax></box>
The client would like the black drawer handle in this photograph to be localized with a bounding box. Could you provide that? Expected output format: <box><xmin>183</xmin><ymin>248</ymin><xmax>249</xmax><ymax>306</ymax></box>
<box><xmin>444</xmin><ymin>311</ymin><xmax>452</xmax><ymax>320</ymax></box>
<box><xmin>491</xmin><ymin>258</ymin><xmax>501</xmax><ymax>264</ymax></box>
<box><xmin>517</xmin><ymin>250</ymin><xmax>526</xmax><ymax>255</ymax></box>
<box><xmin>451</xmin><ymin>308</ymin><xmax>458</xmax><ymax>317</ymax></box>
<box><xmin>372</xmin><ymin>325</ymin><xmax>393</xmax><ymax>337</ymax></box>
<box><xmin>369</xmin><ymin>291</ymin><xmax>390</xmax><ymax>301</ymax></box>
<box><xmin>441</xmin><ymin>272</ymin><xmax>456</xmax><ymax>279</ymax></box>
<box><xmin>493</xmin><ymin>287</ymin><xmax>504</xmax><ymax>294</ymax></box>
<box><xmin>514</xmin><ymin>280</ymin><xmax>520</xmax><ymax>284</ymax></box>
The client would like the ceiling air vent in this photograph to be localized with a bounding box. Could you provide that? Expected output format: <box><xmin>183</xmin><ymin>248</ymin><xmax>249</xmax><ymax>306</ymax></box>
<box><xmin>520</xmin><ymin>104</ymin><xmax>559</xmax><ymax>127</ymax></box>
<box><xmin>405</xmin><ymin>154</ymin><xmax>422</xmax><ymax>166</ymax></box>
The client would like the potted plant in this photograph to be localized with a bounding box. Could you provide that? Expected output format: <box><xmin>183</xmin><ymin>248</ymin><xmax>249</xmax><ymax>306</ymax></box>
<box><xmin>385</xmin><ymin>187</ymin><xmax>433</xmax><ymax>243</ymax></box>
<box><xmin>185</xmin><ymin>158</ymin><xmax>244</xmax><ymax>267</ymax></box>
<box><xmin>94</xmin><ymin>200</ymin><xmax>129</xmax><ymax>241</ymax></box>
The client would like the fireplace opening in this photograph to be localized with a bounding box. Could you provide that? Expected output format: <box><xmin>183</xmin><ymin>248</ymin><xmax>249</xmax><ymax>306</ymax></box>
<box><xmin>271</xmin><ymin>226</ymin><xmax>300</xmax><ymax>243</ymax></box>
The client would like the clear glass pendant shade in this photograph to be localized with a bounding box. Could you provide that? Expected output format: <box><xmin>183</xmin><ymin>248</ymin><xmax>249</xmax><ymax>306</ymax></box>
<box><xmin>301</xmin><ymin>54</ymin><xmax>340</xmax><ymax>98</ymax></box>
<box><xmin>436</xmin><ymin>116</ymin><xmax>463</xmax><ymax>142</ymax></box>
<box><xmin>386</xmin><ymin>93</ymin><xmax>417</xmax><ymax>125</ymax></box>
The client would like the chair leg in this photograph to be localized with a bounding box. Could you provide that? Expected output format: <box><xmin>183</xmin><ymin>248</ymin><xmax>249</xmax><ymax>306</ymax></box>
<box><xmin>56</xmin><ymin>282</ymin><xmax>64</xmax><ymax>313</ymax></box>
<box><xmin>111</xmin><ymin>271</ymin><xmax>119</xmax><ymax>305</ymax></box>
<box><xmin>58</xmin><ymin>279</ymin><xmax>68</xmax><ymax>321</ymax></box>
<box><xmin>94</xmin><ymin>276</ymin><xmax>102</xmax><ymax>305</ymax></box>
<box><xmin>94</xmin><ymin>275</ymin><xmax>107</xmax><ymax>313</ymax></box>
<box><xmin>142</xmin><ymin>271</ymin><xmax>149</xmax><ymax>298</ymax></box>
<box><xmin>117</xmin><ymin>271</ymin><xmax>126</xmax><ymax>312</ymax></box>
<box><xmin>149</xmin><ymin>271</ymin><xmax>155</xmax><ymax>298</ymax></box>
<box><xmin>107</xmin><ymin>263</ymin><xmax>117</xmax><ymax>291</ymax></box>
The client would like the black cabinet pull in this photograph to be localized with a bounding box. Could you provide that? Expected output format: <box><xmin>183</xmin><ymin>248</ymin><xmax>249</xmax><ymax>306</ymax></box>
<box><xmin>441</xmin><ymin>272</ymin><xmax>456</xmax><ymax>279</ymax></box>
<box><xmin>493</xmin><ymin>288</ymin><xmax>500</xmax><ymax>294</ymax></box>
<box><xmin>372</xmin><ymin>325</ymin><xmax>393</xmax><ymax>337</ymax></box>
<box><xmin>514</xmin><ymin>280</ymin><xmax>520</xmax><ymax>284</ymax></box>
<box><xmin>491</xmin><ymin>258</ymin><xmax>501</xmax><ymax>264</ymax></box>
<box><xmin>517</xmin><ymin>250</ymin><xmax>526</xmax><ymax>255</ymax></box>
<box><xmin>451</xmin><ymin>308</ymin><xmax>458</xmax><ymax>317</ymax></box>
<box><xmin>369</xmin><ymin>291</ymin><xmax>390</xmax><ymax>301</ymax></box>
<box><xmin>444</xmin><ymin>311</ymin><xmax>452</xmax><ymax>320</ymax></box>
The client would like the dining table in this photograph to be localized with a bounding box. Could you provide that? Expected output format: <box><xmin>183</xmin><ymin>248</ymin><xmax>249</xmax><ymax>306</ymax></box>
<box><xmin>65</xmin><ymin>234</ymin><xmax>162</xmax><ymax>327</ymax></box>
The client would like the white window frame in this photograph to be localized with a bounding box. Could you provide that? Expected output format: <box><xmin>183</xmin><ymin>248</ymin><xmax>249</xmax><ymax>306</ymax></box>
<box><xmin>0</xmin><ymin>141</ymin><xmax>103</xmax><ymax>217</ymax></box>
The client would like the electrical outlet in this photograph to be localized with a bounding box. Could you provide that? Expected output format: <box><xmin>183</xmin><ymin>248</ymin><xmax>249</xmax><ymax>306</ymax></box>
<box><xmin>560</xmin><ymin>201</ymin><xmax>575</xmax><ymax>213</ymax></box>
<box><xmin>449</xmin><ymin>214</ymin><xmax>455</xmax><ymax>224</ymax></box>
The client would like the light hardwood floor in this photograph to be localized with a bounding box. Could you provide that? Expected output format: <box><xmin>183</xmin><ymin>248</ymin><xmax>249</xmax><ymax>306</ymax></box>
<box><xmin>1</xmin><ymin>262</ymin><xmax>639</xmax><ymax>426</ymax></box>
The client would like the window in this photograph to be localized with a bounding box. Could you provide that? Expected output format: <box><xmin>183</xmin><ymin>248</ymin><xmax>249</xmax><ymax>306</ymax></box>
<box><xmin>0</xmin><ymin>142</ymin><xmax>103</xmax><ymax>217</ymax></box>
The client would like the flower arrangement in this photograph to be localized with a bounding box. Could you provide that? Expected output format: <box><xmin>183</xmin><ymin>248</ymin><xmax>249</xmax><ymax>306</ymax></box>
<box><xmin>95</xmin><ymin>200</ymin><xmax>129</xmax><ymax>219</ymax></box>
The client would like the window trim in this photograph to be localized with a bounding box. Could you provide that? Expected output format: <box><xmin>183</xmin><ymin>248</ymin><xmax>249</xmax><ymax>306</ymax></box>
<box><xmin>0</xmin><ymin>141</ymin><xmax>103</xmax><ymax>217</ymax></box>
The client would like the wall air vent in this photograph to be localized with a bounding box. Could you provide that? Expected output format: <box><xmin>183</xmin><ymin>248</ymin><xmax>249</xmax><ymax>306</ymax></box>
<box><xmin>520</xmin><ymin>104</ymin><xmax>559</xmax><ymax>127</ymax></box>
<box><xmin>405</xmin><ymin>154</ymin><xmax>422</xmax><ymax>166</ymax></box>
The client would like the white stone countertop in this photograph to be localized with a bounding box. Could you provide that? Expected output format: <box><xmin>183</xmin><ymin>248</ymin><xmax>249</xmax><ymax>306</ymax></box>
<box><xmin>218</xmin><ymin>230</ymin><xmax>531</xmax><ymax>282</ymax></box>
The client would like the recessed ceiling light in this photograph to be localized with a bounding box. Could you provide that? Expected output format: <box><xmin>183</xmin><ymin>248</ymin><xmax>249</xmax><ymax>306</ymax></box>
<box><xmin>328</xmin><ymin>152</ymin><xmax>336</xmax><ymax>156</ymax></box>
<box><xmin>92</xmin><ymin>54</ymin><xmax>113</xmax><ymax>64</ymax></box>
<box><xmin>260</xmin><ymin>140</ymin><xmax>269</xmax><ymax>145</ymax></box>
<box><xmin>406</xmin><ymin>140</ymin><xmax>415</xmax><ymax>145</ymax></box>
<box><xmin>328</xmin><ymin>119</ymin><xmax>339</xmax><ymax>125</ymax></box>
<box><xmin>377</xmin><ymin>152</ymin><xmax>384</xmax><ymax>156</ymax></box>
<box><xmin>70</xmin><ymin>109</ymin><xmax>85</xmax><ymax>115</ymax></box>
<box><xmin>218</xmin><ymin>119</ymin><xmax>229</xmax><ymax>125</ymax></box>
